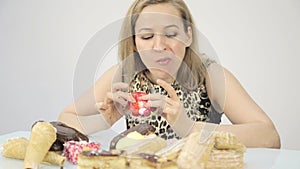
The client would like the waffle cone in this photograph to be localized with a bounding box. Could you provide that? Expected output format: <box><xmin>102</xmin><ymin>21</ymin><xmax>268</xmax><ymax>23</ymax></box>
<box><xmin>24</xmin><ymin>121</ymin><xmax>56</xmax><ymax>169</ymax></box>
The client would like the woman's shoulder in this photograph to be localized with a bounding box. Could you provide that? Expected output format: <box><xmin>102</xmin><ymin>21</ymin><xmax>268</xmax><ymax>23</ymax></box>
<box><xmin>95</xmin><ymin>64</ymin><xmax>121</xmax><ymax>85</ymax></box>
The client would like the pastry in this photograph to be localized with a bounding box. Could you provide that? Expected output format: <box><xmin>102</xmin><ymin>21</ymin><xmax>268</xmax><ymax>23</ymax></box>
<box><xmin>206</xmin><ymin>149</ymin><xmax>244</xmax><ymax>169</ymax></box>
<box><xmin>121</xmin><ymin>135</ymin><xmax>167</xmax><ymax>155</ymax></box>
<box><xmin>177</xmin><ymin>132</ymin><xmax>215</xmax><ymax>169</ymax></box>
<box><xmin>110</xmin><ymin>124</ymin><xmax>166</xmax><ymax>155</ymax></box>
<box><xmin>63</xmin><ymin>140</ymin><xmax>100</xmax><ymax>164</ymax></box>
<box><xmin>110</xmin><ymin>123</ymin><xmax>156</xmax><ymax>150</ymax></box>
<box><xmin>42</xmin><ymin>151</ymin><xmax>66</xmax><ymax>166</ymax></box>
<box><xmin>24</xmin><ymin>121</ymin><xmax>57</xmax><ymax>169</ymax></box>
<box><xmin>204</xmin><ymin>132</ymin><xmax>245</xmax><ymax>169</ymax></box>
<box><xmin>50</xmin><ymin>121</ymin><xmax>89</xmax><ymax>151</ymax></box>
<box><xmin>214</xmin><ymin>132</ymin><xmax>246</xmax><ymax>152</ymax></box>
<box><xmin>129</xmin><ymin>153</ymin><xmax>178</xmax><ymax>169</ymax></box>
<box><xmin>133</xmin><ymin>131</ymin><xmax>245</xmax><ymax>169</ymax></box>
<box><xmin>2</xmin><ymin>137</ymin><xmax>66</xmax><ymax>166</ymax></box>
<box><xmin>115</xmin><ymin>131</ymin><xmax>157</xmax><ymax>149</ymax></box>
<box><xmin>2</xmin><ymin>137</ymin><xmax>28</xmax><ymax>160</ymax></box>
<box><xmin>155</xmin><ymin>138</ymin><xmax>186</xmax><ymax>163</ymax></box>
<box><xmin>77</xmin><ymin>150</ymin><xmax>126</xmax><ymax>169</ymax></box>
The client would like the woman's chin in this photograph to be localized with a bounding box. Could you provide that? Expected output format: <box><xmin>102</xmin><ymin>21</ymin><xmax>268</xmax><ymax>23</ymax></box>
<box><xmin>149</xmin><ymin>69</ymin><xmax>177</xmax><ymax>83</ymax></box>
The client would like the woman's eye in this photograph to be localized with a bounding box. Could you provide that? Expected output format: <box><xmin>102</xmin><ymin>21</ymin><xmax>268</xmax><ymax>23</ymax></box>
<box><xmin>140</xmin><ymin>34</ymin><xmax>154</xmax><ymax>40</ymax></box>
<box><xmin>165</xmin><ymin>32</ymin><xmax>177</xmax><ymax>38</ymax></box>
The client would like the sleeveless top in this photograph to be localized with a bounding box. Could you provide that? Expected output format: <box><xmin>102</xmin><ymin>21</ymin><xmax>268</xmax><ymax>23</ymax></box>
<box><xmin>126</xmin><ymin>70</ymin><xmax>222</xmax><ymax>139</ymax></box>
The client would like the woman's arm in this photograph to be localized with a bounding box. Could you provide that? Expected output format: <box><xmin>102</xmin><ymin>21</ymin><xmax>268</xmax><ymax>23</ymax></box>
<box><xmin>58</xmin><ymin>65</ymin><xmax>123</xmax><ymax>135</ymax></box>
<box><xmin>204</xmin><ymin>63</ymin><xmax>281</xmax><ymax>148</ymax></box>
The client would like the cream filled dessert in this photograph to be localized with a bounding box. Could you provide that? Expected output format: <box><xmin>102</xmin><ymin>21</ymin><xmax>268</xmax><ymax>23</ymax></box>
<box><xmin>115</xmin><ymin>131</ymin><xmax>157</xmax><ymax>149</ymax></box>
<box><xmin>77</xmin><ymin>150</ymin><xmax>126</xmax><ymax>169</ymax></box>
<box><xmin>110</xmin><ymin>123</ymin><xmax>156</xmax><ymax>150</ymax></box>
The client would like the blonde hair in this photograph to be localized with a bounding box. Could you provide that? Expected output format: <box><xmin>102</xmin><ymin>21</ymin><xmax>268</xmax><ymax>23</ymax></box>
<box><xmin>118</xmin><ymin>0</ymin><xmax>207</xmax><ymax>90</ymax></box>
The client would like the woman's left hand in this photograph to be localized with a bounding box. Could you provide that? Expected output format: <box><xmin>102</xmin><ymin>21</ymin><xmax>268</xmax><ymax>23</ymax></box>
<box><xmin>141</xmin><ymin>79</ymin><xmax>183</xmax><ymax>125</ymax></box>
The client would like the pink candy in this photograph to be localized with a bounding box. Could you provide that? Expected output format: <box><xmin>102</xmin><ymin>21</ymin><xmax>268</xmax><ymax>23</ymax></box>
<box><xmin>63</xmin><ymin>140</ymin><xmax>100</xmax><ymax>164</ymax></box>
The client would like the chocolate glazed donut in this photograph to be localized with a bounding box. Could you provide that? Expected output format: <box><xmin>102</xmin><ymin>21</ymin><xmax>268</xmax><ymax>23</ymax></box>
<box><xmin>109</xmin><ymin>123</ymin><xmax>156</xmax><ymax>150</ymax></box>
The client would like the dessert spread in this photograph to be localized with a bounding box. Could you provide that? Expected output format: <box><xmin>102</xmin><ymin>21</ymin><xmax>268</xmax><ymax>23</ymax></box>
<box><xmin>1</xmin><ymin>122</ymin><xmax>246</xmax><ymax>169</ymax></box>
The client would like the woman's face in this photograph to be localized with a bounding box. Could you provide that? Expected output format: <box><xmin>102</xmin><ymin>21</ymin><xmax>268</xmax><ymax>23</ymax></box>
<box><xmin>134</xmin><ymin>3</ymin><xmax>192</xmax><ymax>83</ymax></box>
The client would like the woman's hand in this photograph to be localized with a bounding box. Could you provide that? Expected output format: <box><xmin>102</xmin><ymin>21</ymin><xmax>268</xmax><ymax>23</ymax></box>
<box><xmin>142</xmin><ymin>79</ymin><xmax>183</xmax><ymax>125</ymax></box>
<box><xmin>96</xmin><ymin>82</ymin><xmax>135</xmax><ymax>124</ymax></box>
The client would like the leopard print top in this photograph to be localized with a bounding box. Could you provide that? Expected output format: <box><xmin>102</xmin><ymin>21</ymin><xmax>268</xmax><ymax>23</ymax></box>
<box><xmin>126</xmin><ymin>71</ymin><xmax>222</xmax><ymax>140</ymax></box>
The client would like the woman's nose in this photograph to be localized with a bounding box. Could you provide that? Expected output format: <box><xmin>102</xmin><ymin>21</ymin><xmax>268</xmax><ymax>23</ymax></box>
<box><xmin>153</xmin><ymin>34</ymin><xmax>167</xmax><ymax>51</ymax></box>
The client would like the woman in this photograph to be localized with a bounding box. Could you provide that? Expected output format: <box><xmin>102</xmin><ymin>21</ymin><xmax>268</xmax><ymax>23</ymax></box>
<box><xmin>58</xmin><ymin>0</ymin><xmax>280</xmax><ymax>148</ymax></box>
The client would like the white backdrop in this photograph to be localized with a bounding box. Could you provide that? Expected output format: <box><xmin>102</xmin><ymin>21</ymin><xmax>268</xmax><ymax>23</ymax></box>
<box><xmin>0</xmin><ymin>0</ymin><xmax>299</xmax><ymax>150</ymax></box>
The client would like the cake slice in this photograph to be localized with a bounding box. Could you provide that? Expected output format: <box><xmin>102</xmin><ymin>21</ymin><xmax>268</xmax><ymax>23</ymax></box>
<box><xmin>128</xmin><ymin>153</ymin><xmax>178</xmax><ymax>169</ymax></box>
<box><xmin>77</xmin><ymin>150</ymin><xmax>126</xmax><ymax>169</ymax></box>
<box><xmin>205</xmin><ymin>149</ymin><xmax>244</xmax><ymax>169</ymax></box>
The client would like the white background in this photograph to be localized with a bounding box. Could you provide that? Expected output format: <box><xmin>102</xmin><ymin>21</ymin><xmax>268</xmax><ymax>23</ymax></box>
<box><xmin>0</xmin><ymin>0</ymin><xmax>299</xmax><ymax>150</ymax></box>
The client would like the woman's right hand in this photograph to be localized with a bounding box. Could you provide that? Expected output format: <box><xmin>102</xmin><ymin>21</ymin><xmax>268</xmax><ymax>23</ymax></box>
<box><xmin>95</xmin><ymin>82</ymin><xmax>135</xmax><ymax>124</ymax></box>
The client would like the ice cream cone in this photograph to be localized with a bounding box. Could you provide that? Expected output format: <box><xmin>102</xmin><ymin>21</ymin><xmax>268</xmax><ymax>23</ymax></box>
<box><xmin>24</xmin><ymin>121</ymin><xmax>56</xmax><ymax>169</ymax></box>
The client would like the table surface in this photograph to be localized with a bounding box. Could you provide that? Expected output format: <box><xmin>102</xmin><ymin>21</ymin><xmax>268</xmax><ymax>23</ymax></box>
<box><xmin>1</xmin><ymin>130</ymin><xmax>300</xmax><ymax>169</ymax></box>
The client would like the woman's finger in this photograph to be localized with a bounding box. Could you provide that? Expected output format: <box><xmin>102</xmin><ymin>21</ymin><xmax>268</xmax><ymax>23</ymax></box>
<box><xmin>106</xmin><ymin>91</ymin><xmax>134</xmax><ymax>106</ymax></box>
<box><xmin>112</xmin><ymin>82</ymin><xmax>129</xmax><ymax>92</ymax></box>
<box><xmin>143</xmin><ymin>93</ymin><xmax>166</xmax><ymax>109</ymax></box>
<box><xmin>146</xmin><ymin>100</ymin><xmax>166</xmax><ymax>109</ymax></box>
<box><xmin>105</xmin><ymin>92</ymin><xmax>126</xmax><ymax>106</ymax></box>
<box><xmin>141</xmin><ymin>93</ymin><xmax>164</xmax><ymax>100</ymax></box>
<box><xmin>116</xmin><ymin>91</ymin><xmax>136</xmax><ymax>102</ymax></box>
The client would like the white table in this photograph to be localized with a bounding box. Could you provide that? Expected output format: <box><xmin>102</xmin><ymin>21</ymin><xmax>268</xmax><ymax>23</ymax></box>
<box><xmin>1</xmin><ymin>130</ymin><xmax>300</xmax><ymax>169</ymax></box>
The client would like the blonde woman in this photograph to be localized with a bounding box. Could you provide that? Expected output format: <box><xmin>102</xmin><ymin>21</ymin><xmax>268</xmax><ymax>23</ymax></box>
<box><xmin>58</xmin><ymin>0</ymin><xmax>280</xmax><ymax>148</ymax></box>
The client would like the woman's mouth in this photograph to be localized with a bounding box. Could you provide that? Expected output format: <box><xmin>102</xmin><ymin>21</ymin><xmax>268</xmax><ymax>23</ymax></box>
<box><xmin>156</xmin><ymin>58</ymin><xmax>171</xmax><ymax>65</ymax></box>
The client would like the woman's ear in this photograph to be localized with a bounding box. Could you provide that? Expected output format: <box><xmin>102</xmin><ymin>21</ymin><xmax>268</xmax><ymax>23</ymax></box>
<box><xmin>186</xmin><ymin>26</ymin><xmax>193</xmax><ymax>47</ymax></box>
